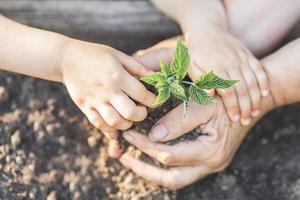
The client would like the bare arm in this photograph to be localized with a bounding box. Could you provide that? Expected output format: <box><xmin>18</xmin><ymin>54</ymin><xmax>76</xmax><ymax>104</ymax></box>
<box><xmin>0</xmin><ymin>15</ymin><xmax>69</xmax><ymax>82</ymax></box>
<box><xmin>151</xmin><ymin>0</ymin><xmax>227</xmax><ymax>34</ymax></box>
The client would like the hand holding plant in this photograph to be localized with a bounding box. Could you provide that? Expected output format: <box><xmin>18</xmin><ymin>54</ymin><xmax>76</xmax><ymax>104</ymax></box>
<box><xmin>141</xmin><ymin>39</ymin><xmax>238</xmax><ymax>117</ymax></box>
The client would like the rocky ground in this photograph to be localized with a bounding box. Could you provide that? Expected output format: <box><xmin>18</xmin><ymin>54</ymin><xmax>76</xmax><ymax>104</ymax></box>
<box><xmin>1</xmin><ymin>66</ymin><xmax>300</xmax><ymax>200</ymax></box>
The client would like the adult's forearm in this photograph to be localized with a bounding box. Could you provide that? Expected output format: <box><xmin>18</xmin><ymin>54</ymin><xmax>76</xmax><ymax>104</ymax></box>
<box><xmin>151</xmin><ymin>0</ymin><xmax>227</xmax><ymax>33</ymax></box>
<box><xmin>251</xmin><ymin>38</ymin><xmax>300</xmax><ymax>123</ymax></box>
<box><xmin>224</xmin><ymin>0</ymin><xmax>300</xmax><ymax>57</ymax></box>
<box><xmin>0</xmin><ymin>16</ymin><xmax>70</xmax><ymax>82</ymax></box>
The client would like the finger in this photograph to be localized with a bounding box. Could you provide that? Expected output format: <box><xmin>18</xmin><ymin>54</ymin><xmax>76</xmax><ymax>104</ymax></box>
<box><xmin>115</xmin><ymin>51</ymin><xmax>151</xmax><ymax>77</ymax></box>
<box><xmin>102</xmin><ymin>131</ymin><xmax>119</xmax><ymax>140</ymax></box>
<box><xmin>119</xmin><ymin>153</ymin><xmax>210</xmax><ymax>190</ymax></box>
<box><xmin>96</xmin><ymin>103</ymin><xmax>133</xmax><ymax>130</ymax></box>
<box><xmin>108</xmin><ymin>139</ymin><xmax>123</xmax><ymax>158</ymax></box>
<box><xmin>84</xmin><ymin>107</ymin><xmax>117</xmax><ymax>133</ymax></box>
<box><xmin>188</xmin><ymin>62</ymin><xmax>205</xmax><ymax>82</ymax></box>
<box><xmin>242</xmin><ymin>59</ymin><xmax>262</xmax><ymax>117</ymax></box>
<box><xmin>110</xmin><ymin>92</ymin><xmax>147</xmax><ymax>121</ymax></box>
<box><xmin>124</xmin><ymin>130</ymin><xmax>205</xmax><ymax>166</ymax></box>
<box><xmin>228</xmin><ymin>68</ymin><xmax>252</xmax><ymax>126</ymax></box>
<box><xmin>248</xmin><ymin>58</ymin><xmax>270</xmax><ymax>97</ymax></box>
<box><xmin>134</xmin><ymin>48</ymin><xmax>173</xmax><ymax>71</ymax></box>
<box><xmin>216</xmin><ymin>71</ymin><xmax>240</xmax><ymax>122</ymax></box>
<box><xmin>148</xmin><ymin>102</ymin><xmax>216</xmax><ymax>142</ymax></box>
<box><xmin>121</xmin><ymin>73</ymin><xmax>157</xmax><ymax>108</ymax></box>
<box><xmin>188</xmin><ymin>65</ymin><xmax>216</xmax><ymax>96</ymax></box>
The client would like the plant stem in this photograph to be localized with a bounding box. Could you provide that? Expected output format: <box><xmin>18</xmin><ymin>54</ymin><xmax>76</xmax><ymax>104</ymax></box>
<box><xmin>181</xmin><ymin>81</ymin><xmax>193</xmax><ymax>85</ymax></box>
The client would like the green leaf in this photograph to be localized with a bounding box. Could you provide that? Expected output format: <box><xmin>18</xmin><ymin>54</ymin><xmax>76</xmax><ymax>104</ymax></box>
<box><xmin>155</xmin><ymin>72</ymin><xmax>168</xmax><ymax>88</ymax></box>
<box><xmin>140</xmin><ymin>72</ymin><xmax>160</xmax><ymax>86</ymax></box>
<box><xmin>160</xmin><ymin>60</ymin><xmax>170</xmax><ymax>76</ymax></box>
<box><xmin>188</xmin><ymin>84</ymin><xmax>215</xmax><ymax>104</ymax></box>
<box><xmin>195</xmin><ymin>71</ymin><xmax>239</xmax><ymax>90</ymax></box>
<box><xmin>141</xmin><ymin>72</ymin><xmax>167</xmax><ymax>87</ymax></box>
<box><xmin>171</xmin><ymin>39</ymin><xmax>190</xmax><ymax>80</ymax></box>
<box><xmin>154</xmin><ymin>86</ymin><xmax>170</xmax><ymax>105</ymax></box>
<box><xmin>169</xmin><ymin>80</ymin><xmax>187</xmax><ymax>101</ymax></box>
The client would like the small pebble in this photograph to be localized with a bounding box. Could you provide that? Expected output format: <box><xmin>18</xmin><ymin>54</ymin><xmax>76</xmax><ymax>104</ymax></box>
<box><xmin>11</xmin><ymin>131</ymin><xmax>21</xmax><ymax>149</ymax></box>
<box><xmin>46</xmin><ymin>191</ymin><xmax>57</xmax><ymax>200</ymax></box>
<box><xmin>0</xmin><ymin>86</ymin><xmax>9</xmax><ymax>102</ymax></box>
<box><xmin>87</xmin><ymin>136</ymin><xmax>97</xmax><ymax>148</ymax></box>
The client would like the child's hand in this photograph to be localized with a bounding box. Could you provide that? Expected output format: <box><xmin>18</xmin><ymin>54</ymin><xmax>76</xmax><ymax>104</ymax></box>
<box><xmin>186</xmin><ymin>27</ymin><xmax>269</xmax><ymax>125</ymax></box>
<box><xmin>60</xmin><ymin>39</ymin><xmax>157</xmax><ymax>135</ymax></box>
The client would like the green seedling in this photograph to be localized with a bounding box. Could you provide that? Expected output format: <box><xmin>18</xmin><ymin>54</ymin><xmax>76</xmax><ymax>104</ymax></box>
<box><xmin>141</xmin><ymin>38</ymin><xmax>238</xmax><ymax>117</ymax></box>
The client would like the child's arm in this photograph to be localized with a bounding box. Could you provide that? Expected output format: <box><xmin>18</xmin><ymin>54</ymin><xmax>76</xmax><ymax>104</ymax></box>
<box><xmin>151</xmin><ymin>0</ymin><xmax>269</xmax><ymax>126</ymax></box>
<box><xmin>0</xmin><ymin>15</ymin><xmax>68</xmax><ymax>82</ymax></box>
<box><xmin>0</xmin><ymin>16</ymin><xmax>156</xmax><ymax>146</ymax></box>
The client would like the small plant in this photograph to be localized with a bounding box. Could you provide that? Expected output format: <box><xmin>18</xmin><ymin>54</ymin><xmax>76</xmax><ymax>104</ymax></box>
<box><xmin>141</xmin><ymin>39</ymin><xmax>238</xmax><ymax>117</ymax></box>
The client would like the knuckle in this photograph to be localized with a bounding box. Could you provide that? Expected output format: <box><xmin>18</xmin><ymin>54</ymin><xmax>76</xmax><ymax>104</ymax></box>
<box><xmin>250</xmin><ymin>59</ymin><xmax>261</xmax><ymax>70</ymax></box>
<box><xmin>111</xmin><ymin>71</ymin><xmax>122</xmax><ymax>83</ymax></box>
<box><xmin>107</xmin><ymin>115</ymin><xmax>121</xmax><ymax>127</ymax></box>
<box><xmin>219</xmin><ymin>88</ymin><xmax>234</xmax><ymax>98</ymax></box>
<box><xmin>119</xmin><ymin>121</ymin><xmax>133</xmax><ymax>130</ymax></box>
<box><xmin>123</xmin><ymin>107</ymin><xmax>137</xmax><ymax>119</ymax></box>
<box><xmin>139</xmin><ymin>90</ymin><xmax>149</xmax><ymax>103</ymax></box>
<box><xmin>160</xmin><ymin>152</ymin><xmax>174</xmax><ymax>165</ymax></box>
<box><xmin>246</xmin><ymin>76</ymin><xmax>257</xmax><ymax>88</ymax></box>
<box><xmin>258</xmin><ymin>72</ymin><xmax>268</xmax><ymax>84</ymax></box>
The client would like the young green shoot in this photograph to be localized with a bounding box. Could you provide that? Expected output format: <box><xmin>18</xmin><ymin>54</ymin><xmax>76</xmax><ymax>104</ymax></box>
<box><xmin>141</xmin><ymin>39</ymin><xmax>238</xmax><ymax>117</ymax></box>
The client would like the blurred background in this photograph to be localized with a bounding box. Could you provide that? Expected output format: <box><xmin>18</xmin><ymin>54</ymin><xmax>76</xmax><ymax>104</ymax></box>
<box><xmin>0</xmin><ymin>0</ymin><xmax>180</xmax><ymax>53</ymax></box>
<box><xmin>1</xmin><ymin>1</ymin><xmax>300</xmax><ymax>200</ymax></box>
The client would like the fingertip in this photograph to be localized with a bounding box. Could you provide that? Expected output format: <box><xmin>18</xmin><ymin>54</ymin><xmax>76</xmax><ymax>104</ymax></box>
<box><xmin>241</xmin><ymin>118</ymin><xmax>252</xmax><ymax>126</ymax></box>
<box><xmin>133</xmin><ymin>105</ymin><xmax>148</xmax><ymax>121</ymax></box>
<box><xmin>207</xmin><ymin>89</ymin><xmax>216</xmax><ymax>96</ymax></box>
<box><xmin>119</xmin><ymin>153</ymin><xmax>132</xmax><ymax>168</ymax></box>
<box><xmin>251</xmin><ymin>110</ymin><xmax>261</xmax><ymax>117</ymax></box>
<box><xmin>108</xmin><ymin>140</ymin><xmax>123</xmax><ymax>158</ymax></box>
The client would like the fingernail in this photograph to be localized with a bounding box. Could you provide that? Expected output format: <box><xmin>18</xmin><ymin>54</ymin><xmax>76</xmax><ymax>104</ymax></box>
<box><xmin>149</xmin><ymin>123</ymin><xmax>168</xmax><ymax>141</ymax></box>
<box><xmin>241</xmin><ymin>118</ymin><xmax>251</xmax><ymax>126</ymax></box>
<box><xmin>262</xmin><ymin>89</ymin><xmax>270</xmax><ymax>97</ymax></box>
<box><xmin>251</xmin><ymin>110</ymin><xmax>260</xmax><ymax>117</ymax></box>
<box><xmin>231</xmin><ymin>114</ymin><xmax>240</xmax><ymax>122</ymax></box>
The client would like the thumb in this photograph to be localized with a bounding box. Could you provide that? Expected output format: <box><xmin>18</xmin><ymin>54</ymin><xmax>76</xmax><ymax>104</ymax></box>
<box><xmin>134</xmin><ymin>47</ymin><xmax>173</xmax><ymax>71</ymax></box>
<box><xmin>133</xmin><ymin>37</ymin><xmax>177</xmax><ymax>71</ymax></box>
<box><xmin>148</xmin><ymin>101</ymin><xmax>216</xmax><ymax>142</ymax></box>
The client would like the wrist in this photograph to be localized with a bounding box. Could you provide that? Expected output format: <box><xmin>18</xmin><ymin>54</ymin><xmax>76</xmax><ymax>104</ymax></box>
<box><xmin>177</xmin><ymin>0</ymin><xmax>228</xmax><ymax>38</ymax></box>
<box><xmin>58</xmin><ymin>37</ymin><xmax>78</xmax><ymax>84</ymax></box>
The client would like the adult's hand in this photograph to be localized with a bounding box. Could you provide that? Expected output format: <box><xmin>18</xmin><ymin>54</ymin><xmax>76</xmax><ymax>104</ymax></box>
<box><xmin>120</xmin><ymin>99</ymin><xmax>253</xmax><ymax>189</ymax></box>
<box><xmin>121</xmin><ymin>38</ymin><xmax>300</xmax><ymax>189</ymax></box>
<box><xmin>128</xmin><ymin>39</ymin><xmax>258</xmax><ymax>189</ymax></box>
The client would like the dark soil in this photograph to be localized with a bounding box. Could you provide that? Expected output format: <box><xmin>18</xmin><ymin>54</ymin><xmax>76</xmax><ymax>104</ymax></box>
<box><xmin>1</xmin><ymin>68</ymin><xmax>300</xmax><ymax>200</ymax></box>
